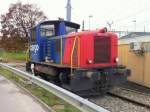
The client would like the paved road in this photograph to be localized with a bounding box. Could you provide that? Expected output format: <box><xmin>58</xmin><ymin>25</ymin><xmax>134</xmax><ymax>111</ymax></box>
<box><xmin>0</xmin><ymin>75</ymin><xmax>50</xmax><ymax>112</ymax></box>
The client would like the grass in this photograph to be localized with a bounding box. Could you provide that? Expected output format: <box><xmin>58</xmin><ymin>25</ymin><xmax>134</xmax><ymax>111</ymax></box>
<box><xmin>0</xmin><ymin>67</ymin><xmax>80</xmax><ymax>112</ymax></box>
<box><xmin>0</xmin><ymin>51</ymin><xmax>26</xmax><ymax>62</ymax></box>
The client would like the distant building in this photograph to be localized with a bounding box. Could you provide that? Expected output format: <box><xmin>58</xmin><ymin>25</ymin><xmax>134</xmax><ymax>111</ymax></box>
<box><xmin>113</xmin><ymin>31</ymin><xmax>129</xmax><ymax>38</ymax></box>
<box><xmin>118</xmin><ymin>32</ymin><xmax>150</xmax><ymax>88</ymax></box>
<box><xmin>120</xmin><ymin>32</ymin><xmax>150</xmax><ymax>39</ymax></box>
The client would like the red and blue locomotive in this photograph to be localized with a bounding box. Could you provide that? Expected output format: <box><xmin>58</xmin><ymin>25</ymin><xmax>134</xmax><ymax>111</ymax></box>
<box><xmin>26</xmin><ymin>20</ymin><xmax>130</xmax><ymax>96</ymax></box>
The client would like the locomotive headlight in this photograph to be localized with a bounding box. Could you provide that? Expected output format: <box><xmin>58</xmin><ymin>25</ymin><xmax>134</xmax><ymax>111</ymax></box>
<box><xmin>115</xmin><ymin>57</ymin><xmax>119</xmax><ymax>63</ymax></box>
<box><xmin>87</xmin><ymin>59</ymin><xmax>92</xmax><ymax>64</ymax></box>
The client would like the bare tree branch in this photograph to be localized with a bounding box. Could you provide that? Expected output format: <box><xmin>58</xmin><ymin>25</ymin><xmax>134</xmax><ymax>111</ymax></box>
<box><xmin>0</xmin><ymin>2</ymin><xmax>47</xmax><ymax>51</ymax></box>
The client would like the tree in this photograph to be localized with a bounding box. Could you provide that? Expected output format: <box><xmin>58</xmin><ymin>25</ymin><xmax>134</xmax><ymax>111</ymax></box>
<box><xmin>0</xmin><ymin>2</ymin><xmax>47</xmax><ymax>51</ymax></box>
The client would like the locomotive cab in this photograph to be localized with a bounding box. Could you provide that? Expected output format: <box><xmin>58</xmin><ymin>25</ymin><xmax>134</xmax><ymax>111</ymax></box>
<box><xmin>28</xmin><ymin>20</ymin><xmax>80</xmax><ymax>63</ymax></box>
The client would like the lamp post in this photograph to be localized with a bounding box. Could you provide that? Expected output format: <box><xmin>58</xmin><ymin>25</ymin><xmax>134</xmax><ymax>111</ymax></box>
<box><xmin>133</xmin><ymin>20</ymin><xmax>136</xmax><ymax>31</ymax></box>
<box><xmin>89</xmin><ymin>15</ymin><xmax>93</xmax><ymax>30</ymax></box>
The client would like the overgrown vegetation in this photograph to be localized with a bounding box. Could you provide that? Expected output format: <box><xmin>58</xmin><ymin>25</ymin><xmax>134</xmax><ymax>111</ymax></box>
<box><xmin>0</xmin><ymin>67</ymin><xmax>80</xmax><ymax>112</ymax></box>
<box><xmin>0</xmin><ymin>51</ymin><xmax>26</xmax><ymax>62</ymax></box>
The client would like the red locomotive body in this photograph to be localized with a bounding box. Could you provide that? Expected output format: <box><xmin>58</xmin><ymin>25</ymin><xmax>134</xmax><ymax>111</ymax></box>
<box><xmin>63</xmin><ymin>29</ymin><xmax>118</xmax><ymax>68</ymax></box>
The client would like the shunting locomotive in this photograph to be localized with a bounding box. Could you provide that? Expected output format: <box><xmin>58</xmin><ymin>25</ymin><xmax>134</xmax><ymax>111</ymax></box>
<box><xmin>26</xmin><ymin>20</ymin><xmax>130</xmax><ymax>96</ymax></box>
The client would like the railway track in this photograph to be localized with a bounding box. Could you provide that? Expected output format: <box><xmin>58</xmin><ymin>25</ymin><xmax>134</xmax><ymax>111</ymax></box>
<box><xmin>88</xmin><ymin>86</ymin><xmax>150</xmax><ymax>112</ymax></box>
<box><xmin>117</xmin><ymin>86</ymin><xmax>150</xmax><ymax>97</ymax></box>
<box><xmin>121</xmin><ymin>81</ymin><xmax>150</xmax><ymax>95</ymax></box>
<box><xmin>107</xmin><ymin>92</ymin><xmax>150</xmax><ymax>110</ymax></box>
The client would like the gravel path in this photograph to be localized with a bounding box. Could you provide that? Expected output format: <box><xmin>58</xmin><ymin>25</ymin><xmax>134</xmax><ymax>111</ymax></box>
<box><xmin>6</xmin><ymin>62</ymin><xmax>26</xmax><ymax>71</ymax></box>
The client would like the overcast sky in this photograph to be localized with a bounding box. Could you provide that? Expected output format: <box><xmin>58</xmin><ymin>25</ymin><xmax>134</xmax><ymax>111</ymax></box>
<box><xmin>1</xmin><ymin>0</ymin><xmax>150</xmax><ymax>32</ymax></box>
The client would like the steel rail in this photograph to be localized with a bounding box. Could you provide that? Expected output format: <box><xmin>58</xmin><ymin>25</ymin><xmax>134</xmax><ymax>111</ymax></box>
<box><xmin>0</xmin><ymin>63</ymin><xmax>109</xmax><ymax>112</ymax></box>
<box><xmin>108</xmin><ymin>92</ymin><xmax>150</xmax><ymax>110</ymax></box>
<box><xmin>117</xmin><ymin>86</ymin><xmax>150</xmax><ymax>97</ymax></box>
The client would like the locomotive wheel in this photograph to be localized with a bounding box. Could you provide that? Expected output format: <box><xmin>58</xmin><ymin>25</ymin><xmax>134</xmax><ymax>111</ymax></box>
<box><xmin>59</xmin><ymin>72</ymin><xmax>70</xmax><ymax>84</ymax></box>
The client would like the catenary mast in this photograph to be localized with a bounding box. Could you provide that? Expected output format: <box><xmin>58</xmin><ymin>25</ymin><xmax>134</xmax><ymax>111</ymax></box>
<box><xmin>66</xmin><ymin>0</ymin><xmax>71</xmax><ymax>21</ymax></box>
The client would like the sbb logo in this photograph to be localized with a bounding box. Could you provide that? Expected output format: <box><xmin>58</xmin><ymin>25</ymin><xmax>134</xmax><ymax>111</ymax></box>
<box><xmin>30</xmin><ymin>45</ymin><xmax>39</xmax><ymax>53</ymax></box>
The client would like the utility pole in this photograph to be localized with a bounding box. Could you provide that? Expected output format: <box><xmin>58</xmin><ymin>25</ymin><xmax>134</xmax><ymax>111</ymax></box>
<box><xmin>66</xmin><ymin>0</ymin><xmax>71</xmax><ymax>21</ymax></box>
<box><xmin>133</xmin><ymin>20</ymin><xmax>136</xmax><ymax>32</ymax></box>
<box><xmin>144</xmin><ymin>25</ymin><xmax>146</xmax><ymax>32</ymax></box>
<box><xmin>82</xmin><ymin>20</ymin><xmax>85</xmax><ymax>31</ymax></box>
<box><xmin>88</xmin><ymin>15</ymin><xmax>93</xmax><ymax>30</ymax></box>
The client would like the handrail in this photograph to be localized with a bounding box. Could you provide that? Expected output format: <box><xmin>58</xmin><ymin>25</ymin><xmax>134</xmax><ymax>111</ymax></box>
<box><xmin>26</xmin><ymin>48</ymin><xmax>29</xmax><ymax>62</ymax></box>
<box><xmin>0</xmin><ymin>63</ymin><xmax>109</xmax><ymax>112</ymax></box>
<box><xmin>70</xmin><ymin>36</ymin><xmax>78</xmax><ymax>74</ymax></box>
<box><xmin>60</xmin><ymin>37</ymin><xmax>63</xmax><ymax>64</ymax></box>
<box><xmin>78</xmin><ymin>36</ymin><xmax>80</xmax><ymax>67</ymax></box>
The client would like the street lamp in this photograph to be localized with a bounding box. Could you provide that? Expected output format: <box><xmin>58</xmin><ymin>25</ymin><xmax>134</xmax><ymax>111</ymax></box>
<box><xmin>89</xmin><ymin>15</ymin><xmax>93</xmax><ymax>30</ymax></box>
<box><xmin>133</xmin><ymin>20</ymin><xmax>136</xmax><ymax>31</ymax></box>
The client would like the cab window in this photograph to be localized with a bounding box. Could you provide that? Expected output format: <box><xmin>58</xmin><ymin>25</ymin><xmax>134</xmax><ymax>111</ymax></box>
<box><xmin>66</xmin><ymin>26</ymin><xmax>77</xmax><ymax>34</ymax></box>
<box><xmin>40</xmin><ymin>24</ymin><xmax>55</xmax><ymax>37</ymax></box>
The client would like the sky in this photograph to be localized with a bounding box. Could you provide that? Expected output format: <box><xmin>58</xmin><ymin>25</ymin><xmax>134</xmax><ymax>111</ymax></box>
<box><xmin>1</xmin><ymin>0</ymin><xmax>150</xmax><ymax>32</ymax></box>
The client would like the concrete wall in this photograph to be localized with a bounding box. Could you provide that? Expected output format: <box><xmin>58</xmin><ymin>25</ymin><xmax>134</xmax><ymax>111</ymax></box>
<box><xmin>119</xmin><ymin>37</ymin><xmax>150</xmax><ymax>88</ymax></box>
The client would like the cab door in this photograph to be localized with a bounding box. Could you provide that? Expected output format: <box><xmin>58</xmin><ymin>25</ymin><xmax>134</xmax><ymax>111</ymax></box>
<box><xmin>29</xmin><ymin>26</ymin><xmax>41</xmax><ymax>62</ymax></box>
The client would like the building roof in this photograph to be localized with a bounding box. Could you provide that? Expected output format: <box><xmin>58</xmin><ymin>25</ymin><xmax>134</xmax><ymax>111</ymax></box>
<box><xmin>119</xmin><ymin>32</ymin><xmax>150</xmax><ymax>45</ymax></box>
<box><xmin>120</xmin><ymin>32</ymin><xmax>150</xmax><ymax>39</ymax></box>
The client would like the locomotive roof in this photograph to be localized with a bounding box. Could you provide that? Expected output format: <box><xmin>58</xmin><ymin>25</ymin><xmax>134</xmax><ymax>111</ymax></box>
<box><xmin>36</xmin><ymin>20</ymin><xmax>80</xmax><ymax>29</ymax></box>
